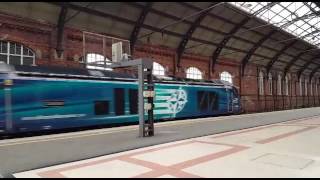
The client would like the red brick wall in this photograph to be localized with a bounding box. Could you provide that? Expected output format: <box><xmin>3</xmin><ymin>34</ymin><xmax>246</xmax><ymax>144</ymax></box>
<box><xmin>0</xmin><ymin>12</ymin><xmax>319</xmax><ymax>113</ymax></box>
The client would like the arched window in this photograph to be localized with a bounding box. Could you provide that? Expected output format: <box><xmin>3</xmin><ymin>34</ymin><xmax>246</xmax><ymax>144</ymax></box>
<box><xmin>299</xmin><ymin>77</ymin><xmax>303</xmax><ymax>96</ymax></box>
<box><xmin>305</xmin><ymin>79</ymin><xmax>308</xmax><ymax>96</ymax></box>
<box><xmin>220</xmin><ymin>71</ymin><xmax>232</xmax><ymax>84</ymax></box>
<box><xmin>259</xmin><ymin>71</ymin><xmax>264</xmax><ymax>95</ymax></box>
<box><xmin>285</xmin><ymin>75</ymin><xmax>289</xmax><ymax>96</ymax></box>
<box><xmin>86</xmin><ymin>53</ymin><xmax>112</xmax><ymax>71</ymax></box>
<box><xmin>0</xmin><ymin>41</ymin><xmax>35</xmax><ymax>65</ymax></box>
<box><xmin>277</xmin><ymin>74</ymin><xmax>282</xmax><ymax>95</ymax></box>
<box><xmin>152</xmin><ymin>62</ymin><xmax>165</xmax><ymax>76</ymax></box>
<box><xmin>310</xmin><ymin>79</ymin><xmax>313</xmax><ymax>96</ymax></box>
<box><xmin>186</xmin><ymin>67</ymin><xmax>202</xmax><ymax>80</ymax></box>
<box><xmin>268</xmin><ymin>73</ymin><xmax>273</xmax><ymax>95</ymax></box>
<box><xmin>316</xmin><ymin>81</ymin><xmax>318</xmax><ymax>96</ymax></box>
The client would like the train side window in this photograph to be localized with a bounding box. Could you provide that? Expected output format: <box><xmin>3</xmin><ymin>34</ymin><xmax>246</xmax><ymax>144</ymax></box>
<box><xmin>114</xmin><ymin>88</ymin><xmax>125</xmax><ymax>115</ymax></box>
<box><xmin>94</xmin><ymin>101</ymin><xmax>110</xmax><ymax>115</ymax></box>
<box><xmin>197</xmin><ymin>91</ymin><xmax>208</xmax><ymax>112</ymax></box>
<box><xmin>129</xmin><ymin>89</ymin><xmax>138</xmax><ymax>114</ymax></box>
<box><xmin>209</xmin><ymin>92</ymin><xmax>219</xmax><ymax>111</ymax></box>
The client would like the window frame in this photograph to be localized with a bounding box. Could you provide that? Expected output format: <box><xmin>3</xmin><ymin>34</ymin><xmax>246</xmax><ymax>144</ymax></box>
<box><xmin>305</xmin><ymin>80</ymin><xmax>308</xmax><ymax>96</ymax></box>
<box><xmin>86</xmin><ymin>53</ymin><xmax>113</xmax><ymax>71</ymax></box>
<box><xmin>277</xmin><ymin>74</ymin><xmax>282</xmax><ymax>95</ymax></box>
<box><xmin>316</xmin><ymin>82</ymin><xmax>318</xmax><ymax>96</ymax></box>
<box><xmin>0</xmin><ymin>41</ymin><xmax>35</xmax><ymax>65</ymax></box>
<box><xmin>186</xmin><ymin>67</ymin><xmax>203</xmax><ymax>80</ymax></box>
<box><xmin>152</xmin><ymin>62</ymin><xmax>165</xmax><ymax>76</ymax></box>
<box><xmin>259</xmin><ymin>71</ymin><xmax>264</xmax><ymax>95</ymax></box>
<box><xmin>220</xmin><ymin>71</ymin><xmax>233</xmax><ymax>84</ymax></box>
<box><xmin>268</xmin><ymin>73</ymin><xmax>273</xmax><ymax>95</ymax></box>
<box><xmin>299</xmin><ymin>77</ymin><xmax>303</xmax><ymax>96</ymax></box>
<box><xmin>285</xmin><ymin>75</ymin><xmax>289</xmax><ymax>96</ymax></box>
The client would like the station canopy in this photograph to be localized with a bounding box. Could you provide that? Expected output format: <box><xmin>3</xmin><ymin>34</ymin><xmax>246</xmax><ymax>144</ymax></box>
<box><xmin>3</xmin><ymin>2</ymin><xmax>320</xmax><ymax>77</ymax></box>
<box><xmin>231</xmin><ymin>2</ymin><xmax>320</xmax><ymax>47</ymax></box>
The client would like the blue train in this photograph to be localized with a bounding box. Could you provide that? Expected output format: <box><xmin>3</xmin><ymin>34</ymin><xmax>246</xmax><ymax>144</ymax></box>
<box><xmin>0</xmin><ymin>63</ymin><xmax>241</xmax><ymax>135</ymax></box>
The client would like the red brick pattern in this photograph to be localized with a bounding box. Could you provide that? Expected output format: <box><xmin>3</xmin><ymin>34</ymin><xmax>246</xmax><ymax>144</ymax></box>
<box><xmin>0</xmin><ymin>12</ymin><xmax>319</xmax><ymax>113</ymax></box>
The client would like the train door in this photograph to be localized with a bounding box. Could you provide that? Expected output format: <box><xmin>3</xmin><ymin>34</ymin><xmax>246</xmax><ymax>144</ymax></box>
<box><xmin>1</xmin><ymin>81</ymin><xmax>13</xmax><ymax>133</ymax></box>
<box><xmin>226</xmin><ymin>88</ymin><xmax>233</xmax><ymax>113</ymax></box>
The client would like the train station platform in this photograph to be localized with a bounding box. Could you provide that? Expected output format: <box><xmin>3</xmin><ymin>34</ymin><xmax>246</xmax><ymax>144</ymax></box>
<box><xmin>14</xmin><ymin>115</ymin><xmax>320</xmax><ymax>178</ymax></box>
<box><xmin>1</xmin><ymin>107</ymin><xmax>320</xmax><ymax>178</ymax></box>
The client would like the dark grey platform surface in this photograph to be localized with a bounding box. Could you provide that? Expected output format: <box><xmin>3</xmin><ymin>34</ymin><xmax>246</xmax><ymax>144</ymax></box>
<box><xmin>1</xmin><ymin>107</ymin><xmax>320</xmax><ymax>178</ymax></box>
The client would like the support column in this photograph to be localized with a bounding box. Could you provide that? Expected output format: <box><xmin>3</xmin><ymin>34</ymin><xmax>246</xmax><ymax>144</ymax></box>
<box><xmin>110</xmin><ymin>59</ymin><xmax>154</xmax><ymax>137</ymax></box>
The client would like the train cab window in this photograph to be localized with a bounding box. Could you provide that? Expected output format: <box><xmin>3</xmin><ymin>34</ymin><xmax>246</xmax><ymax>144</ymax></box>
<box><xmin>129</xmin><ymin>89</ymin><xmax>138</xmax><ymax>114</ymax></box>
<box><xmin>114</xmin><ymin>88</ymin><xmax>125</xmax><ymax>115</ymax></box>
<box><xmin>94</xmin><ymin>101</ymin><xmax>110</xmax><ymax>115</ymax></box>
<box><xmin>198</xmin><ymin>91</ymin><xmax>208</xmax><ymax>111</ymax></box>
<box><xmin>209</xmin><ymin>92</ymin><xmax>219</xmax><ymax>111</ymax></box>
<box><xmin>198</xmin><ymin>91</ymin><xmax>219</xmax><ymax>112</ymax></box>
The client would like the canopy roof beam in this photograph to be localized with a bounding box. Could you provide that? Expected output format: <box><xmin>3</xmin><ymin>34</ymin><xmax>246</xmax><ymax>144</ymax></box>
<box><xmin>176</xmin><ymin>2</ymin><xmax>220</xmax><ymax>68</ymax></box>
<box><xmin>297</xmin><ymin>54</ymin><xmax>320</xmax><ymax>79</ymax></box>
<box><xmin>266</xmin><ymin>40</ymin><xmax>298</xmax><ymax>74</ymax></box>
<box><xmin>56</xmin><ymin>3</ymin><xmax>68</xmax><ymax>58</ymax></box>
<box><xmin>130</xmin><ymin>2</ymin><xmax>153</xmax><ymax>53</ymax></box>
<box><xmin>241</xmin><ymin>30</ymin><xmax>276</xmax><ymax>76</ymax></box>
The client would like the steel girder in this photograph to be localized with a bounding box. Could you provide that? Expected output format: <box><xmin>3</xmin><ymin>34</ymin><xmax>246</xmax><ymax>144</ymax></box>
<box><xmin>283</xmin><ymin>49</ymin><xmax>313</xmax><ymax>76</ymax></box>
<box><xmin>176</xmin><ymin>3</ymin><xmax>219</xmax><ymax>68</ymax></box>
<box><xmin>280</xmin><ymin>12</ymin><xmax>319</xmax><ymax>29</ymax></box>
<box><xmin>266</xmin><ymin>40</ymin><xmax>298</xmax><ymax>74</ymax></box>
<box><xmin>241</xmin><ymin>30</ymin><xmax>276</xmax><ymax>76</ymax></box>
<box><xmin>130</xmin><ymin>2</ymin><xmax>153</xmax><ymax>53</ymax></box>
<box><xmin>297</xmin><ymin>54</ymin><xmax>320</xmax><ymax>79</ymax></box>
<box><xmin>210</xmin><ymin>2</ymin><xmax>278</xmax><ymax>74</ymax></box>
<box><xmin>56</xmin><ymin>3</ymin><xmax>68</xmax><ymax>58</ymax></box>
<box><xmin>210</xmin><ymin>18</ymin><xmax>250</xmax><ymax>74</ymax></box>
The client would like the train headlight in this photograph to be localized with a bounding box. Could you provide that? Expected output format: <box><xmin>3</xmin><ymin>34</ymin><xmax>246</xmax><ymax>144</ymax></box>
<box><xmin>4</xmin><ymin>79</ymin><xmax>13</xmax><ymax>86</ymax></box>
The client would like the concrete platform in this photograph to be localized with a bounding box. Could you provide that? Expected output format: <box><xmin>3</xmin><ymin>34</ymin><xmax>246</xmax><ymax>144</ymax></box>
<box><xmin>13</xmin><ymin>115</ymin><xmax>320</xmax><ymax>178</ymax></box>
<box><xmin>1</xmin><ymin>107</ymin><xmax>320</xmax><ymax>177</ymax></box>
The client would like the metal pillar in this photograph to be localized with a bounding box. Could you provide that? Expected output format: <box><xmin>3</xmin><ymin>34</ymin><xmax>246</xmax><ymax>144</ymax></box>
<box><xmin>110</xmin><ymin>58</ymin><xmax>154</xmax><ymax>137</ymax></box>
<box><xmin>145</xmin><ymin>68</ymin><xmax>154</xmax><ymax>137</ymax></box>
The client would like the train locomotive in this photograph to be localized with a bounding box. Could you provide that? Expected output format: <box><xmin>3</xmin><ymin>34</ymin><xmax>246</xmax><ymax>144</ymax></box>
<box><xmin>0</xmin><ymin>63</ymin><xmax>241</xmax><ymax>135</ymax></box>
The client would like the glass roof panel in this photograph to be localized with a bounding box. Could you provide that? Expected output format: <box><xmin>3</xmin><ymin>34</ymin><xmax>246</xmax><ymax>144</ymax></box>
<box><xmin>271</xmin><ymin>15</ymin><xmax>284</xmax><ymax>24</ymax></box>
<box><xmin>308</xmin><ymin>17</ymin><xmax>319</xmax><ymax>26</ymax></box>
<box><xmin>279</xmin><ymin>9</ymin><xmax>291</xmax><ymax>18</ymax></box>
<box><xmin>271</xmin><ymin>4</ymin><xmax>284</xmax><ymax>14</ymax></box>
<box><xmin>296</xmin><ymin>27</ymin><xmax>304</xmax><ymax>35</ymax></box>
<box><xmin>252</xmin><ymin>4</ymin><xmax>264</xmax><ymax>12</ymax></box>
<box><xmin>296</xmin><ymin>4</ymin><xmax>311</xmax><ymax>17</ymax></box>
<box><xmin>230</xmin><ymin>2</ymin><xmax>320</xmax><ymax>48</ymax></box>
<box><xmin>300</xmin><ymin>22</ymin><xmax>310</xmax><ymax>30</ymax></box>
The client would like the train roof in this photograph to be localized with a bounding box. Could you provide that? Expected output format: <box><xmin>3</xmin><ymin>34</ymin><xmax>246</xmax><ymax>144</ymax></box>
<box><xmin>0</xmin><ymin>63</ymin><xmax>234</xmax><ymax>87</ymax></box>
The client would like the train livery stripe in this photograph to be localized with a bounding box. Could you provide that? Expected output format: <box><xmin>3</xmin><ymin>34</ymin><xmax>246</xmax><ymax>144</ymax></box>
<box><xmin>21</xmin><ymin>114</ymin><xmax>87</xmax><ymax>121</ymax></box>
